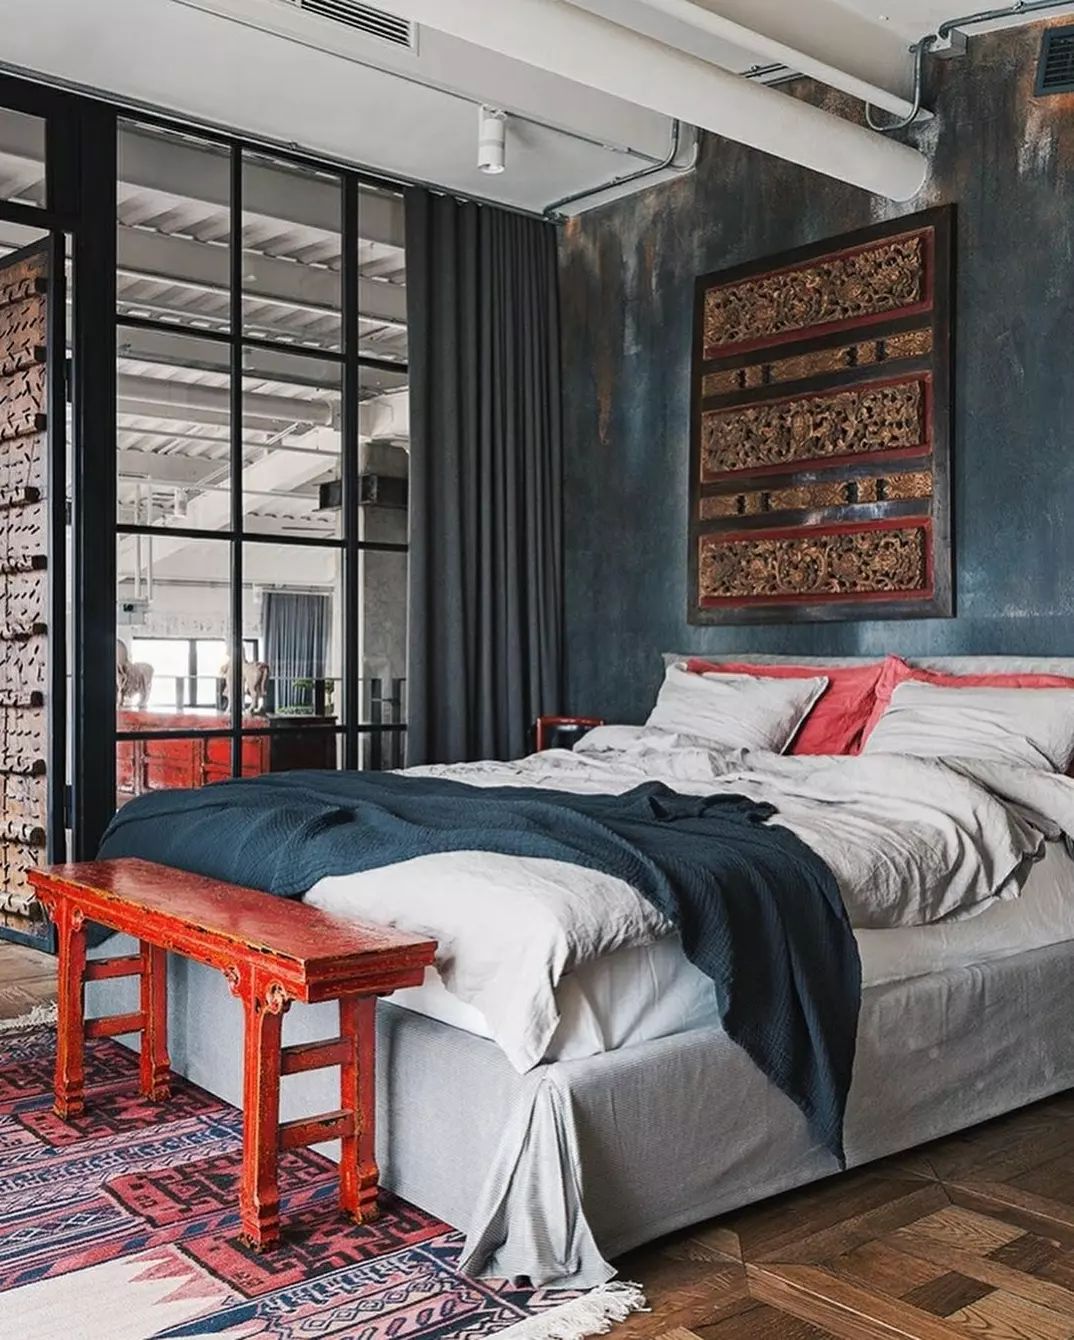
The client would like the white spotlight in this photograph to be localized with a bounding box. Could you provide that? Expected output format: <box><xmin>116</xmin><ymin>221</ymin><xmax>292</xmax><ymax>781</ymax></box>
<box><xmin>478</xmin><ymin>106</ymin><xmax>507</xmax><ymax>175</ymax></box>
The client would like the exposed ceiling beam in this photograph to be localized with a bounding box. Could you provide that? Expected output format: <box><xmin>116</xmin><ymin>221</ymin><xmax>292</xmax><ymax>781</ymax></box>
<box><xmin>118</xmin><ymin>123</ymin><xmax>405</xmax><ymax>246</ymax></box>
<box><xmin>0</xmin><ymin>115</ymin><xmax>405</xmax><ymax>245</ymax></box>
<box><xmin>116</xmin><ymin>227</ymin><xmax>407</xmax><ymax>327</ymax></box>
<box><xmin>117</xmin><ymin>373</ymin><xmax>407</xmax><ymax>434</ymax></box>
<box><xmin>587</xmin><ymin>0</ymin><xmax>917</xmax><ymax>116</ymax></box>
<box><xmin>117</xmin><ymin>372</ymin><xmax>335</xmax><ymax>426</ymax></box>
<box><xmin>375</xmin><ymin>0</ymin><xmax>927</xmax><ymax>200</ymax></box>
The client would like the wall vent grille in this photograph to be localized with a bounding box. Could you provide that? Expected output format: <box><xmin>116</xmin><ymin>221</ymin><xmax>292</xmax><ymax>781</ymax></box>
<box><xmin>1036</xmin><ymin>25</ymin><xmax>1074</xmax><ymax>95</ymax></box>
<box><xmin>292</xmin><ymin>0</ymin><xmax>416</xmax><ymax>48</ymax></box>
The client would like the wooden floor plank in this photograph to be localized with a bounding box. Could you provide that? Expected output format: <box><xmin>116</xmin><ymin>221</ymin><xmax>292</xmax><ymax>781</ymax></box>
<box><xmin>747</xmin><ymin>1263</ymin><xmax>973</xmax><ymax>1339</ymax></box>
<box><xmin>889</xmin><ymin>1228</ymin><xmax>1074</xmax><ymax>1319</ymax></box>
<box><xmin>948</xmin><ymin>1289</ymin><xmax>1074</xmax><ymax>1340</ymax></box>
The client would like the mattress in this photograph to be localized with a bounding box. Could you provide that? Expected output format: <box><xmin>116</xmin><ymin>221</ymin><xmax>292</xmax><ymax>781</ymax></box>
<box><xmin>369</xmin><ymin>838</ymin><xmax>1074</xmax><ymax>1062</ymax></box>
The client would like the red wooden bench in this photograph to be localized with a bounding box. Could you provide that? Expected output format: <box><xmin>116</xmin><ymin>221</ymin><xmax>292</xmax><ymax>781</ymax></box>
<box><xmin>29</xmin><ymin>858</ymin><xmax>437</xmax><ymax>1249</ymax></box>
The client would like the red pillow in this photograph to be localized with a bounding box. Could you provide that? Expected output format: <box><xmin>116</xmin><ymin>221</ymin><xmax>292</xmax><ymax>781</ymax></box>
<box><xmin>684</xmin><ymin>659</ymin><xmax>886</xmax><ymax>755</ymax></box>
<box><xmin>860</xmin><ymin>655</ymin><xmax>1074</xmax><ymax>744</ymax></box>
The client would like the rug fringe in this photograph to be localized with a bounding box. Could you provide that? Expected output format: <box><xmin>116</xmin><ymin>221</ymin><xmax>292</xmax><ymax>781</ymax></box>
<box><xmin>495</xmin><ymin>1282</ymin><xmax>648</xmax><ymax>1340</ymax></box>
<box><xmin>0</xmin><ymin>1001</ymin><xmax>57</xmax><ymax>1033</ymax></box>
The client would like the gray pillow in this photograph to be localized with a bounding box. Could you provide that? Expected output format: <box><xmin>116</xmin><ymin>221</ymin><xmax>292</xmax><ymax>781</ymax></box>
<box><xmin>646</xmin><ymin>664</ymin><xmax>828</xmax><ymax>754</ymax></box>
<box><xmin>863</xmin><ymin>680</ymin><xmax>1074</xmax><ymax>772</ymax></box>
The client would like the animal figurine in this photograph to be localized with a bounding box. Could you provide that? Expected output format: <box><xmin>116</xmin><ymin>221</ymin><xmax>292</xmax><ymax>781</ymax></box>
<box><xmin>219</xmin><ymin>656</ymin><xmax>271</xmax><ymax>714</ymax></box>
<box><xmin>116</xmin><ymin>640</ymin><xmax>154</xmax><ymax>709</ymax></box>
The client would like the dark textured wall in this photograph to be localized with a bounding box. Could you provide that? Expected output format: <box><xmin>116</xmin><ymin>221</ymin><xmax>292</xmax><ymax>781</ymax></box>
<box><xmin>559</xmin><ymin>21</ymin><xmax>1074</xmax><ymax>723</ymax></box>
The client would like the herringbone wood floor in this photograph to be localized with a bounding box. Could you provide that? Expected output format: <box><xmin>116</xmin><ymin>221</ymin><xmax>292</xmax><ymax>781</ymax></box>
<box><xmin>612</xmin><ymin>1095</ymin><xmax>1074</xmax><ymax>1339</ymax></box>
<box><xmin>6</xmin><ymin>945</ymin><xmax>1074</xmax><ymax>1338</ymax></box>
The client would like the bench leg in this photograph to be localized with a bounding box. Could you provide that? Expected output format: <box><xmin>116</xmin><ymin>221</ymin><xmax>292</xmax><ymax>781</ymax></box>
<box><xmin>339</xmin><ymin>996</ymin><xmax>379</xmax><ymax>1223</ymax></box>
<box><xmin>139</xmin><ymin>942</ymin><xmax>171</xmax><ymax>1101</ymax></box>
<box><xmin>54</xmin><ymin>905</ymin><xmax>87</xmax><ymax>1119</ymax></box>
<box><xmin>240</xmin><ymin>981</ymin><xmax>289</xmax><ymax>1249</ymax></box>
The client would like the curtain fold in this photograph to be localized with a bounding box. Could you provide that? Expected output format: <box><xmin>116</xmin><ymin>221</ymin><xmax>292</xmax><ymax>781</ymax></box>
<box><xmin>405</xmin><ymin>190</ymin><xmax>564</xmax><ymax>765</ymax></box>
<box><xmin>262</xmin><ymin>591</ymin><xmax>330</xmax><ymax>713</ymax></box>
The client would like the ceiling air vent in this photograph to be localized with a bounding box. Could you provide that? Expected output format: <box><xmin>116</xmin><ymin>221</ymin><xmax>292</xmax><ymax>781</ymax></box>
<box><xmin>1036</xmin><ymin>24</ymin><xmax>1074</xmax><ymax>96</ymax></box>
<box><xmin>294</xmin><ymin>0</ymin><xmax>415</xmax><ymax>48</ymax></box>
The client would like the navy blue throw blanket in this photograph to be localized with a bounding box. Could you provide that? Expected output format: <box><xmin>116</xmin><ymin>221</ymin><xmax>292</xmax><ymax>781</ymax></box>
<box><xmin>99</xmin><ymin>770</ymin><xmax>861</xmax><ymax>1163</ymax></box>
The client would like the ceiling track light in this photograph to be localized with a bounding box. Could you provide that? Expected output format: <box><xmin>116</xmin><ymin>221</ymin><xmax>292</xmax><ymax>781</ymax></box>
<box><xmin>478</xmin><ymin>106</ymin><xmax>507</xmax><ymax>175</ymax></box>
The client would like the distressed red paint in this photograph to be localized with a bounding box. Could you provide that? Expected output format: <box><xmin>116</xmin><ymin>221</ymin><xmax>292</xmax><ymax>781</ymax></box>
<box><xmin>30</xmin><ymin>858</ymin><xmax>437</xmax><ymax>1250</ymax></box>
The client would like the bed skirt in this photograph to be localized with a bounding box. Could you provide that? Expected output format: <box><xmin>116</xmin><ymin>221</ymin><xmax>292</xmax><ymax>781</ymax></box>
<box><xmin>88</xmin><ymin>936</ymin><xmax>1074</xmax><ymax>1288</ymax></box>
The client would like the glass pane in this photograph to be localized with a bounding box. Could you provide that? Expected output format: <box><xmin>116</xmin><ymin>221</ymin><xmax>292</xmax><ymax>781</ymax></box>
<box><xmin>359</xmin><ymin>729</ymin><xmax>405</xmax><ymax>772</ymax></box>
<box><xmin>358</xmin><ymin>438</ymin><xmax>408</xmax><ymax>545</ymax></box>
<box><xmin>358</xmin><ymin>185</ymin><xmax>406</xmax><ymax>363</ymax></box>
<box><xmin>117</xmin><ymin>534</ymin><xmax>231</xmax><ymax>730</ymax></box>
<box><xmin>117</xmin><ymin>326</ymin><xmax>232</xmax><ymax>529</ymax></box>
<box><xmin>243</xmin><ymin>152</ymin><xmax>341</xmax><ymax>352</ymax></box>
<box><xmin>117</xmin><ymin>121</ymin><xmax>231</xmax><ymax>333</ymax></box>
<box><xmin>242</xmin><ymin>345</ymin><xmax>341</xmax><ymax>539</ymax></box>
<box><xmin>241</xmin><ymin>728</ymin><xmax>343</xmax><ymax>776</ymax></box>
<box><xmin>0</xmin><ymin>107</ymin><xmax>47</xmax><ymax>210</ymax></box>
<box><xmin>359</xmin><ymin>547</ymin><xmax>407</xmax><ymax>728</ymax></box>
<box><xmin>244</xmin><ymin>544</ymin><xmax>342</xmax><ymax>725</ymax></box>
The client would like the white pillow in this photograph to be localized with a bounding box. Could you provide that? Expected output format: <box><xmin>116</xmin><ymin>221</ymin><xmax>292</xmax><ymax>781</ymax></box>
<box><xmin>646</xmin><ymin>663</ymin><xmax>828</xmax><ymax>754</ymax></box>
<box><xmin>863</xmin><ymin>680</ymin><xmax>1074</xmax><ymax>772</ymax></box>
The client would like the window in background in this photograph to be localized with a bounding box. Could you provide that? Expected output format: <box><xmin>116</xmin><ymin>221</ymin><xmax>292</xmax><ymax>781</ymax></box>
<box><xmin>241</xmin><ymin>345</ymin><xmax>342</xmax><ymax>540</ymax></box>
<box><xmin>117</xmin><ymin>122</ymin><xmax>231</xmax><ymax>334</ymax></box>
<box><xmin>116</xmin><ymin>326</ymin><xmax>233</xmax><ymax>529</ymax></box>
<box><xmin>0</xmin><ymin>107</ymin><xmax>46</xmax><ymax>210</ymax></box>
<box><xmin>243</xmin><ymin>152</ymin><xmax>341</xmax><ymax>353</ymax></box>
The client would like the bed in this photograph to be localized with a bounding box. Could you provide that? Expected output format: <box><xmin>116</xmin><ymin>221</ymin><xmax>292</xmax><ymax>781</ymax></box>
<box><xmin>87</xmin><ymin>654</ymin><xmax>1074</xmax><ymax>1289</ymax></box>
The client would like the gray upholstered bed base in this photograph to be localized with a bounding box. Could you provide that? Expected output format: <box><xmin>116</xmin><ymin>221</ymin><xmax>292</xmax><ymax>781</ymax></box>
<box><xmin>89</xmin><ymin>934</ymin><xmax>1074</xmax><ymax>1288</ymax></box>
<box><xmin>89</xmin><ymin>654</ymin><xmax>1074</xmax><ymax>1288</ymax></box>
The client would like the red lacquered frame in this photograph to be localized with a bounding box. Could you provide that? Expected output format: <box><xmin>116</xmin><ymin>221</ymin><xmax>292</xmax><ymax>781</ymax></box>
<box><xmin>534</xmin><ymin>715</ymin><xmax>605</xmax><ymax>752</ymax></box>
<box><xmin>29</xmin><ymin>858</ymin><xmax>437</xmax><ymax>1250</ymax></box>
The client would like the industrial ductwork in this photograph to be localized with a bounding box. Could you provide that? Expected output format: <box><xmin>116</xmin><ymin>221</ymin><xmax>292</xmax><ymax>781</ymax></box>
<box><xmin>376</xmin><ymin>0</ymin><xmax>929</xmax><ymax>200</ymax></box>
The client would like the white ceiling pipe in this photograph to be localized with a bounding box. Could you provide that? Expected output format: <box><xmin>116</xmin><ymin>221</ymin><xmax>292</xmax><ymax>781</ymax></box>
<box><xmin>624</xmin><ymin>0</ymin><xmax>917</xmax><ymax>119</ymax></box>
<box><xmin>375</xmin><ymin>0</ymin><xmax>927</xmax><ymax>200</ymax></box>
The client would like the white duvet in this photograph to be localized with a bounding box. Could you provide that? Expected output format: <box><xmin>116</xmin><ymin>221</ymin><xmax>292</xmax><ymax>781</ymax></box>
<box><xmin>304</xmin><ymin>729</ymin><xmax>1074</xmax><ymax>1072</ymax></box>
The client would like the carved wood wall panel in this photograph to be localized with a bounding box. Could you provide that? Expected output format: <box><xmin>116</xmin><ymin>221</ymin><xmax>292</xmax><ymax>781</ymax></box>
<box><xmin>0</xmin><ymin>249</ymin><xmax>51</xmax><ymax>930</ymax></box>
<box><xmin>689</xmin><ymin>207</ymin><xmax>954</xmax><ymax>625</ymax></box>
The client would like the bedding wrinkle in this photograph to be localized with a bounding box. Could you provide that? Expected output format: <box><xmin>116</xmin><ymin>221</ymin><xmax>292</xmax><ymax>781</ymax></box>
<box><xmin>99</xmin><ymin>763</ymin><xmax>860</xmax><ymax>1160</ymax></box>
<box><xmin>97</xmin><ymin>727</ymin><xmax>1074</xmax><ymax>1174</ymax></box>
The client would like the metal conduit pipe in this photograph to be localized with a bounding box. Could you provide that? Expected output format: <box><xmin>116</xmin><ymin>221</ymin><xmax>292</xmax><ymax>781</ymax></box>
<box><xmin>938</xmin><ymin>0</ymin><xmax>1074</xmax><ymax>44</ymax></box>
<box><xmin>867</xmin><ymin>0</ymin><xmax>1074</xmax><ymax>131</ymax></box>
<box><xmin>544</xmin><ymin>119</ymin><xmax>696</xmax><ymax>219</ymax></box>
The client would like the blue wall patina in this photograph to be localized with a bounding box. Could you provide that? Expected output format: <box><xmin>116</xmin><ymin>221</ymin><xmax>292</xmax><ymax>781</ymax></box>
<box><xmin>559</xmin><ymin>21</ymin><xmax>1074</xmax><ymax>723</ymax></box>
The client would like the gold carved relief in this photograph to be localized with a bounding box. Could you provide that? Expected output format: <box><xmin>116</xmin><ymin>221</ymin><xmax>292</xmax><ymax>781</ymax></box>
<box><xmin>703</xmin><ymin>234</ymin><xmax>924</xmax><ymax>353</ymax></box>
<box><xmin>701</xmin><ymin>381</ymin><xmax>924</xmax><ymax>479</ymax></box>
<box><xmin>699</xmin><ymin>527</ymin><xmax>928</xmax><ymax>602</ymax></box>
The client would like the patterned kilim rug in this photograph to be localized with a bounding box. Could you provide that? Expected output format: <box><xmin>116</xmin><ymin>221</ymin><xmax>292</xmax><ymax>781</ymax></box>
<box><xmin>0</xmin><ymin>1022</ymin><xmax>644</xmax><ymax>1340</ymax></box>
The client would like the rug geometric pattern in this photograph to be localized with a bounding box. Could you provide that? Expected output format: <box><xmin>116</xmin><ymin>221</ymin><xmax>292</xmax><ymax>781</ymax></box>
<box><xmin>612</xmin><ymin>1090</ymin><xmax>1074</xmax><ymax>1338</ymax></box>
<box><xmin>0</xmin><ymin>1024</ymin><xmax>577</xmax><ymax>1339</ymax></box>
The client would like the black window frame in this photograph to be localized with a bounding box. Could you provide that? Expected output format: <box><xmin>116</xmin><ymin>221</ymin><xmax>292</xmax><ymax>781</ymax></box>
<box><xmin>113</xmin><ymin>119</ymin><xmax>408</xmax><ymax>783</ymax></box>
<box><xmin>0</xmin><ymin>72</ymin><xmax>413</xmax><ymax>861</ymax></box>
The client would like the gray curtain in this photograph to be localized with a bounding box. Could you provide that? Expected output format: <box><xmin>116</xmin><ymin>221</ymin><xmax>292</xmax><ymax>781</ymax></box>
<box><xmin>405</xmin><ymin>190</ymin><xmax>564</xmax><ymax>765</ymax></box>
<box><xmin>262</xmin><ymin>591</ymin><xmax>330</xmax><ymax>713</ymax></box>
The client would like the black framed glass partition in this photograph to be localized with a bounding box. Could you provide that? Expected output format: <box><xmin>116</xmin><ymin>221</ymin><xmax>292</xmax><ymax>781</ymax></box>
<box><xmin>113</xmin><ymin>121</ymin><xmax>409</xmax><ymax>803</ymax></box>
<box><xmin>0</xmin><ymin>71</ymin><xmax>414</xmax><ymax>915</ymax></box>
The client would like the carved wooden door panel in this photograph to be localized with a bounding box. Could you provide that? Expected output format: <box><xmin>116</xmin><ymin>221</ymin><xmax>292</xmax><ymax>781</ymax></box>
<box><xmin>0</xmin><ymin>240</ymin><xmax>63</xmax><ymax>947</ymax></box>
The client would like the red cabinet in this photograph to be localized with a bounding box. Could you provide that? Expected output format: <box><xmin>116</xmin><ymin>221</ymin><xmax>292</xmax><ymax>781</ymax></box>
<box><xmin>117</xmin><ymin>713</ymin><xmax>338</xmax><ymax>801</ymax></box>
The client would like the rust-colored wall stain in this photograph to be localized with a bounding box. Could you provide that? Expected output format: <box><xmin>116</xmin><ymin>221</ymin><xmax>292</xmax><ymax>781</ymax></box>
<box><xmin>558</xmin><ymin>18</ymin><xmax>1074</xmax><ymax>720</ymax></box>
